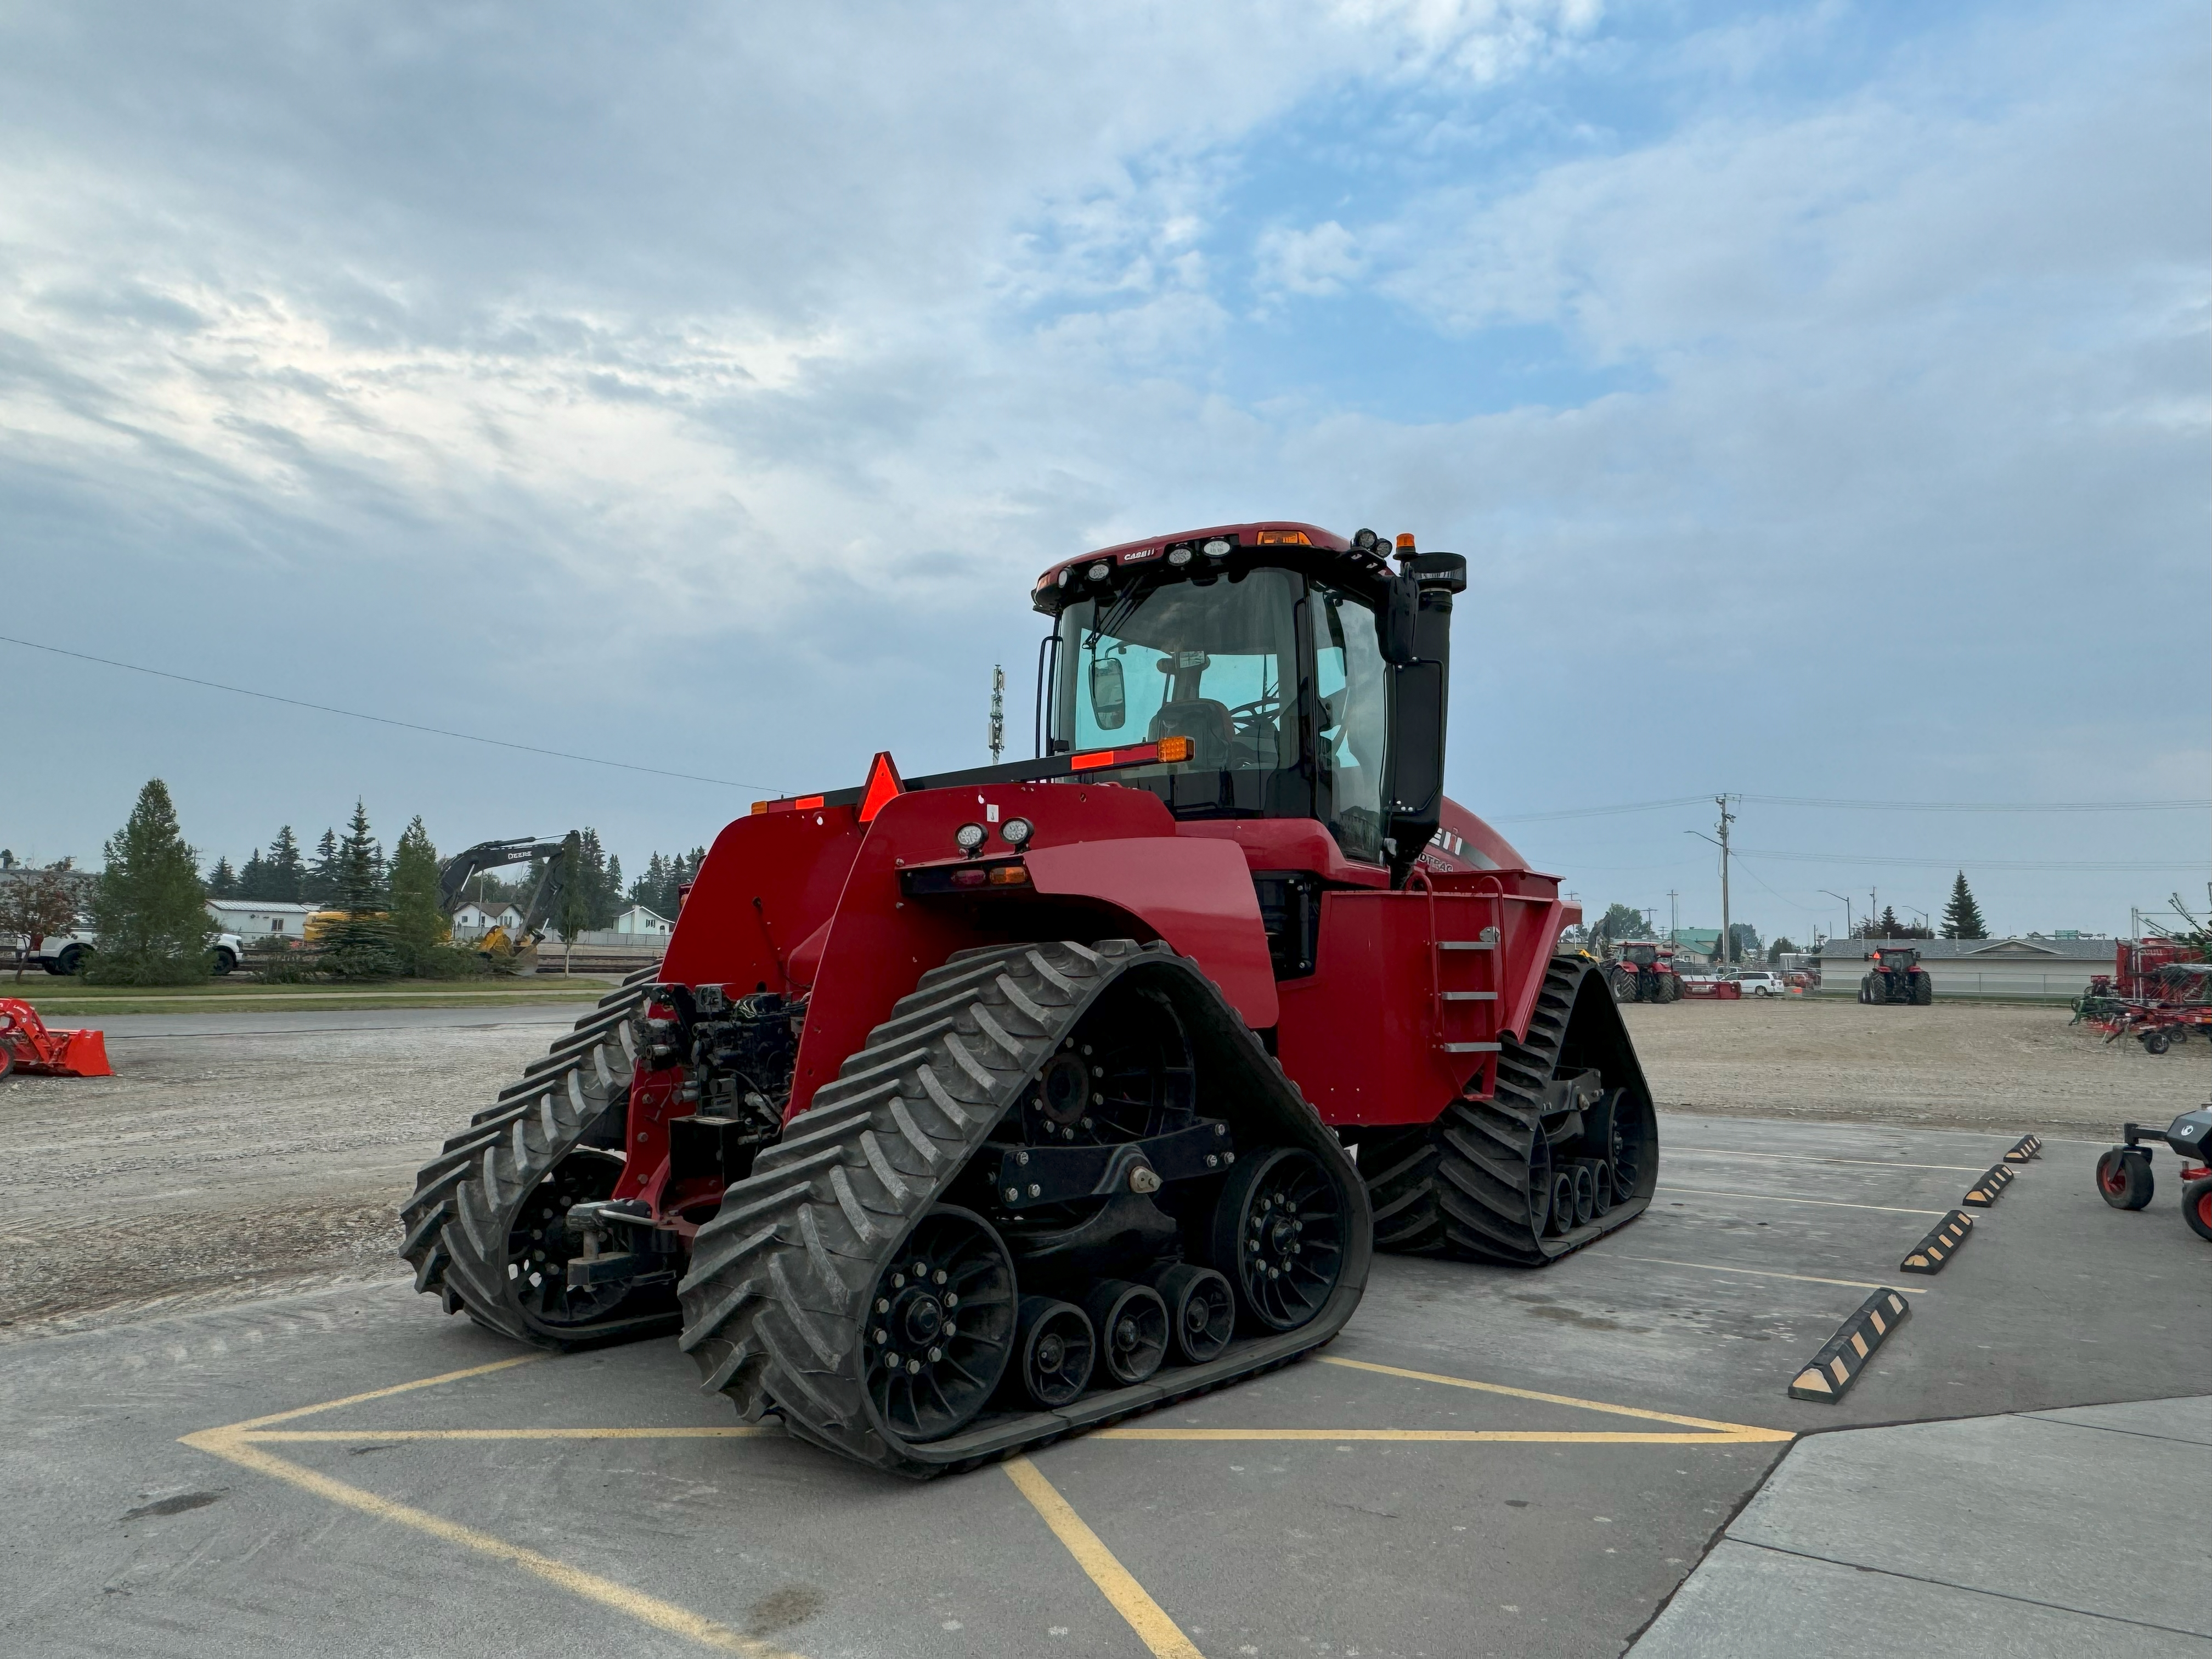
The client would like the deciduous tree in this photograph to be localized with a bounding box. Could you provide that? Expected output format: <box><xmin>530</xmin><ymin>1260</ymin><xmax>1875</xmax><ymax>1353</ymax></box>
<box><xmin>0</xmin><ymin>860</ymin><xmax>81</xmax><ymax>981</ymax></box>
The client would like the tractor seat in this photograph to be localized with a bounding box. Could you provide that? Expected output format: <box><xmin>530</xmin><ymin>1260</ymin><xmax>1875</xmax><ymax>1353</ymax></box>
<box><xmin>1148</xmin><ymin>699</ymin><xmax>1234</xmax><ymax>769</ymax></box>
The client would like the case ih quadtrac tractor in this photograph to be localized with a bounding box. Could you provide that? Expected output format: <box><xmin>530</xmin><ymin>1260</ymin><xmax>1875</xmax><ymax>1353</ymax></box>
<box><xmin>402</xmin><ymin>522</ymin><xmax>1658</xmax><ymax>1477</ymax></box>
<box><xmin>1607</xmin><ymin>941</ymin><xmax>1683</xmax><ymax>1004</ymax></box>
<box><xmin>1861</xmin><ymin>946</ymin><xmax>1933</xmax><ymax>1005</ymax></box>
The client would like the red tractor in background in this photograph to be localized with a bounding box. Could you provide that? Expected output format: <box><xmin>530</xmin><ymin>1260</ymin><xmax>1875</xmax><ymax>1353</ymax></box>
<box><xmin>1861</xmin><ymin>946</ymin><xmax>1934</xmax><ymax>1005</ymax></box>
<box><xmin>1607</xmin><ymin>941</ymin><xmax>1683</xmax><ymax>1004</ymax></box>
<box><xmin>403</xmin><ymin>521</ymin><xmax>1657</xmax><ymax>1478</ymax></box>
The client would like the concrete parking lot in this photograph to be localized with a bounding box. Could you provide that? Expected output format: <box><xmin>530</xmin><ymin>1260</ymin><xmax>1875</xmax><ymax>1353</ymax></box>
<box><xmin>5</xmin><ymin>1080</ymin><xmax>2205</xmax><ymax>1658</ymax></box>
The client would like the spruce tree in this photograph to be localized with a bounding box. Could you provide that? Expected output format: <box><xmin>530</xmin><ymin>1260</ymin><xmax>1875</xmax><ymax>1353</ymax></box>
<box><xmin>320</xmin><ymin>800</ymin><xmax>400</xmax><ymax>980</ymax></box>
<box><xmin>1941</xmin><ymin>872</ymin><xmax>1987</xmax><ymax>939</ymax></box>
<box><xmin>238</xmin><ymin>848</ymin><xmax>270</xmax><ymax>898</ymax></box>
<box><xmin>554</xmin><ymin>831</ymin><xmax>595</xmax><ymax>945</ymax></box>
<box><xmin>87</xmin><ymin>780</ymin><xmax>213</xmax><ymax>984</ymax></box>
<box><xmin>302</xmin><ymin>827</ymin><xmax>340</xmax><ymax>904</ymax></box>
<box><xmin>388</xmin><ymin>816</ymin><xmax>450</xmax><ymax>972</ymax></box>
<box><xmin>207</xmin><ymin>856</ymin><xmax>239</xmax><ymax>898</ymax></box>
<box><xmin>1876</xmin><ymin>905</ymin><xmax>1903</xmax><ymax>939</ymax></box>
<box><xmin>266</xmin><ymin>825</ymin><xmax>305</xmax><ymax>901</ymax></box>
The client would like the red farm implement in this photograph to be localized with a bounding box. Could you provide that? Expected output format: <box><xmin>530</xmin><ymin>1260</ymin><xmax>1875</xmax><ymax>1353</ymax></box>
<box><xmin>2079</xmin><ymin>939</ymin><xmax>2211</xmax><ymax>1054</ymax></box>
<box><xmin>399</xmin><ymin>521</ymin><xmax>1658</xmax><ymax>1479</ymax></box>
<box><xmin>0</xmin><ymin>998</ymin><xmax>113</xmax><ymax>1078</ymax></box>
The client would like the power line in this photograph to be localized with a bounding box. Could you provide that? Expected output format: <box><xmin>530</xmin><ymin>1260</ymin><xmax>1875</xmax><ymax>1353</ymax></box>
<box><xmin>1494</xmin><ymin>792</ymin><xmax>2209</xmax><ymax>821</ymax></box>
<box><xmin>0</xmin><ymin>634</ymin><xmax>773</xmax><ymax>793</ymax></box>
<box><xmin>1734</xmin><ymin>848</ymin><xmax>2209</xmax><ymax>872</ymax></box>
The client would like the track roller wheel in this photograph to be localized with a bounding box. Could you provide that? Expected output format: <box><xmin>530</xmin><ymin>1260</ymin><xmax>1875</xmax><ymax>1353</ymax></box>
<box><xmin>1211</xmin><ymin>1147</ymin><xmax>1346</xmax><ymax>1332</ymax></box>
<box><xmin>1149</xmin><ymin>1264</ymin><xmax>1234</xmax><ymax>1364</ymax></box>
<box><xmin>1082</xmin><ymin>1280</ymin><xmax>1169</xmax><ymax>1386</ymax></box>
<box><xmin>1544</xmin><ymin>1171</ymin><xmax>1576</xmax><ymax>1236</ymax></box>
<box><xmin>1011</xmin><ymin>1296</ymin><xmax>1095</xmax><ymax>1407</ymax></box>
<box><xmin>2096</xmin><ymin>1147</ymin><xmax>2154</xmax><ymax>1210</ymax></box>
<box><xmin>2184</xmin><ymin>1177</ymin><xmax>2212</xmax><ymax>1243</ymax></box>
<box><xmin>1568</xmin><ymin>1163</ymin><xmax>1596</xmax><ymax>1227</ymax></box>
<box><xmin>1576</xmin><ymin>1157</ymin><xmax>1615</xmax><ymax>1218</ymax></box>
<box><xmin>862</xmin><ymin>1207</ymin><xmax>1018</xmax><ymax>1443</ymax></box>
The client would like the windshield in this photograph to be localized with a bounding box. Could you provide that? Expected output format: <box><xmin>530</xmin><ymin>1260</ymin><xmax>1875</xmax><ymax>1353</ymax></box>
<box><xmin>1052</xmin><ymin>567</ymin><xmax>1386</xmax><ymax>855</ymax></box>
<box><xmin>1625</xmin><ymin>945</ymin><xmax>1657</xmax><ymax>964</ymax></box>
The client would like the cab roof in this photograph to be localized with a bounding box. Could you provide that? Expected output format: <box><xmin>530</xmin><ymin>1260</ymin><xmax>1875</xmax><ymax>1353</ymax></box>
<box><xmin>1032</xmin><ymin>521</ymin><xmax>1353</xmax><ymax>597</ymax></box>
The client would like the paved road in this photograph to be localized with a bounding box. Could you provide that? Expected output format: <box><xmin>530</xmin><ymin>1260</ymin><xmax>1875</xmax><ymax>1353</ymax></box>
<box><xmin>4</xmin><ymin>1112</ymin><xmax>2204</xmax><ymax>1658</ymax></box>
<box><xmin>91</xmin><ymin>1003</ymin><xmax>594</xmax><ymax>1040</ymax></box>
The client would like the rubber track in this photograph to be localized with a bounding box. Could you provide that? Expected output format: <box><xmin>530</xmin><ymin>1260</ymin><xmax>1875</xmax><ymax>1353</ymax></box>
<box><xmin>676</xmin><ymin>939</ymin><xmax>1369</xmax><ymax>1479</ymax></box>
<box><xmin>1363</xmin><ymin>955</ymin><xmax>1653</xmax><ymax>1267</ymax></box>
<box><xmin>398</xmin><ymin>963</ymin><xmax>679</xmax><ymax>1348</ymax></box>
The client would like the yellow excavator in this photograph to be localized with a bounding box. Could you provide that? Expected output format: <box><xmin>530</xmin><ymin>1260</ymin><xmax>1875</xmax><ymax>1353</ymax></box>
<box><xmin>434</xmin><ymin>833</ymin><xmax>582</xmax><ymax>973</ymax></box>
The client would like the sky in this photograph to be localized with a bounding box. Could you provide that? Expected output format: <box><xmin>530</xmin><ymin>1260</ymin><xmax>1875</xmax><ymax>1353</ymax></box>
<box><xmin>1</xmin><ymin>0</ymin><xmax>2204</xmax><ymax>945</ymax></box>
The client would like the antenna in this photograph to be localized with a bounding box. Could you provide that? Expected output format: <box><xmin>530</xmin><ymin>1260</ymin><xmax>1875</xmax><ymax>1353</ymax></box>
<box><xmin>988</xmin><ymin>665</ymin><xmax>1006</xmax><ymax>764</ymax></box>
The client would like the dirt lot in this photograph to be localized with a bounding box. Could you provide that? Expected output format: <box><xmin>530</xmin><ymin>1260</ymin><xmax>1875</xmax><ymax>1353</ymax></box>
<box><xmin>3</xmin><ymin>995</ymin><xmax>2200</xmax><ymax>1339</ymax></box>
<box><xmin>1623</xmin><ymin>995</ymin><xmax>2207</xmax><ymax>1132</ymax></box>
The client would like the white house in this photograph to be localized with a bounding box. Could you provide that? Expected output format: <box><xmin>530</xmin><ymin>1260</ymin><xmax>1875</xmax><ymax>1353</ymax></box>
<box><xmin>1815</xmin><ymin>936</ymin><xmax>2118</xmax><ymax>1000</ymax></box>
<box><xmin>207</xmin><ymin>900</ymin><xmax>319</xmax><ymax>941</ymax></box>
<box><xmin>612</xmin><ymin>905</ymin><xmax>673</xmax><ymax>938</ymax></box>
<box><xmin>453</xmin><ymin>899</ymin><xmax>526</xmax><ymax>935</ymax></box>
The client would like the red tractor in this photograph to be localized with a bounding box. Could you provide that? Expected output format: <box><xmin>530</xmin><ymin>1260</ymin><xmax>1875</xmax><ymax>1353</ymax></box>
<box><xmin>1607</xmin><ymin>941</ymin><xmax>1683</xmax><ymax>1004</ymax></box>
<box><xmin>402</xmin><ymin>522</ymin><xmax>1657</xmax><ymax>1477</ymax></box>
<box><xmin>1860</xmin><ymin>946</ymin><xmax>1933</xmax><ymax>1005</ymax></box>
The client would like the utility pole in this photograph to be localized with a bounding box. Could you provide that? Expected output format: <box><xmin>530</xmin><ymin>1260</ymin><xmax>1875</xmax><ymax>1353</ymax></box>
<box><xmin>988</xmin><ymin>665</ymin><xmax>1006</xmax><ymax>764</ymax></box>
<box><xmin>1869</xmin><ymin>887</ymin><xmax>1878</xmax><ymax>940</ymax></box>
<box><xmin>1715</xmin><ymin>794</ymin><xmax>1736</xmax><ymax>967</ymax></box>
<box><xmin>1667</xmin><ymin>889</ymin><xmax>1679</xmax><ymax>947</ymax></box>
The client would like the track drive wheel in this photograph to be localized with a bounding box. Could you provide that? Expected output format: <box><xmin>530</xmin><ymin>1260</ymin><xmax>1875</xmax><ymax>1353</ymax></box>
<box><xmin>2095</xmin><ymin>1147</ymin><xmax>2154</xmax><ymax>1210</ymax></box>
<box><xmin>1209</xmin><ymin>1147</ymin><xmax>1348</xmax><ymax>1332</ymax></box>
<box><xmin>399</xmin><ymin>965</ymin><xmax>680</xmax><ymax>1348</ymax></box>
<box><xmin>2184</xmin><ymin>1177</ymin><xmax>2212</xmax><ymax>1243</ymax></box>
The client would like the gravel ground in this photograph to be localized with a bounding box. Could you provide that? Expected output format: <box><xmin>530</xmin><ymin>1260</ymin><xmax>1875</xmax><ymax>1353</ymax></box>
<box><xmin>0</xmin><ymin>1012</ymin><xmax>581</xmax><ymax>1338</ymax></box>
<box><xmin>3</xmin><ymin>995</ymin><xmax>2200</xmax><ymax>1339</ymax></box>
<box><xmin>1624</xmin><ymin>994</ymin><xmax>2208</xmax><ymax>1133</ymax></box>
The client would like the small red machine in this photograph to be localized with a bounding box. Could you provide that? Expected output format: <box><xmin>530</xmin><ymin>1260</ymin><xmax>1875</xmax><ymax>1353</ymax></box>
<box><xmin>2095</xmin><ymin>1107</ymin><xmax>2212</xmax><ymax>1243</ymax></box>
<box><xmin>1860</xmin><ymin>946</ymin><xmax>1933</xmax><ymax>1005</ymax></box>
<box><xmin>0</xmin><ymin>998</ymin><xmax>114</xmax><ymax>1078</ymax></box>
<box><xmin>402</xmin><ymin>521</ymin><xmax>1657</xmax><ymax>1477</ymax></box>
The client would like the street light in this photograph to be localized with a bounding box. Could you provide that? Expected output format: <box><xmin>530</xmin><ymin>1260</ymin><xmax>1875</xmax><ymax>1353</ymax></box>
<box><xmin>1820</xmin><ymin>890</ymin><xmax>1854</xmax><ymax>939</ymax></box>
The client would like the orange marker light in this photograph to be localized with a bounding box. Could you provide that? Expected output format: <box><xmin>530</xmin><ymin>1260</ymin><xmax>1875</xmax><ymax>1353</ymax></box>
<box><xmin>1255</xmin><ymin>529</ymin><xmax>1312</xmax><ymax>545</ymax></box>
<box><xmin>1156</xmin><ymin>735</ymin><xmax>1194</xmax><ymax>763</ymax></box>
<box><xmin>988</xmin><ymin>865</ymin><xmax>1030</xmax><ymax>885</ymax></box>
<box><xmin>751</xmin><ymin>801</ymin><xmax>769</xmax><ymax>815</ymax></box>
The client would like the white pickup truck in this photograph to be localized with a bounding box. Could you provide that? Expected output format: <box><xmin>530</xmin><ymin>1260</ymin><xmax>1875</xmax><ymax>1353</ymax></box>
<box><xmin>25</xmin><ymin>926</ymin><xmax>245</xmax><ymax>977</ymax></box>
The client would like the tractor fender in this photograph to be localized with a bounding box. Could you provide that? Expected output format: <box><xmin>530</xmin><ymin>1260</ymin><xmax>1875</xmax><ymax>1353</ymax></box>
<box><xmin>1024</xmin><ymin>837</ymin><xmax>1278</xmax><ymax>1029</ymax></box>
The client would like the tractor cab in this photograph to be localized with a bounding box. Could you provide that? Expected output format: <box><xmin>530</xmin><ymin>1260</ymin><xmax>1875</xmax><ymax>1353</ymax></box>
<box><xmin>1040</xmin><ymin>522</ymin><xmax>1464</xmax><ymax>884</ymax></box>
<box><xmin>1874</xmin><ymin>947</ymin><xmax>1921</xmax><ymax>969</ymax></box>
<box><xmin>1622</xmin><ymin>944</ymin><xmax>1660</xmax><ymax>966</ymax></box>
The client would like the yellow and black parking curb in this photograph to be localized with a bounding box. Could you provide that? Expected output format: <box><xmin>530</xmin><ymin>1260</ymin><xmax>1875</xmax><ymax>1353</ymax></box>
<box><xmin>1789</xmin><ymin>1289</ymin><xmax>1910</xmax><ymax>1402</ymax></box>
<box><xmin>1962</xmin><ymin>1163</ymin><xmax>2016</xmax><ymax>1206</ymax></box>
<box><xmin>2004</xmin><ymin>1134</ymin><xmax>2042</xmax><ymax>1164</ymax></box>
<box><xmin>1899</xmin><ymin>1209</ymin><xmax>1973</xmax><ymax>1274</ymax></box>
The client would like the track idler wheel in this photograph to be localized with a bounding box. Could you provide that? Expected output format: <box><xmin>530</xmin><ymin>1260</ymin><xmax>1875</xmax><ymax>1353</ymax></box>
<box><xmin>1012</xmin><ymin>1296</ymin><xmax>1096</xmax><ymax>1406</ymax></box>
<box><xmin>1210</xmin><ymin>1147</ymin><xmax>1347</xmax><ymax>1331</ymax></box>
<box><xmin>2096</xmin><ymin>1147</ymin><xmax>2154</xmax><ymax>1210</ymax></box>
<box><xmin>1544</xmin><ymin>1171</ymin><xmax>1575</xmax><ymax>1237</ymax></box>
<box><xmin>863</xmin><ymin>1207</ymin><xmax>1018</xmax><ymax>1442</ymax></box>
<box><xmin>1083</xmin><ymin>1280</ymin><xmax>1170</xmax><ymax>1386</ymax></box>
<box><xmin>1149</xmin><ymin>1264</ymin><xmax>1234</xmax><ymax>1364</ymax></box>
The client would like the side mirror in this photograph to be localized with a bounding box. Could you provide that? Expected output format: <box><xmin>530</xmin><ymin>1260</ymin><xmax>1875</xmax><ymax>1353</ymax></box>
<box><xmin>1089</xmin><ymin>655</ymin><xmax>1126</xmax><ymax>730</ymax></box>
<box><xmin>1380</xmin><ymin>574</ymin><xmax>1419</xmax><ymax>665</ymax></box>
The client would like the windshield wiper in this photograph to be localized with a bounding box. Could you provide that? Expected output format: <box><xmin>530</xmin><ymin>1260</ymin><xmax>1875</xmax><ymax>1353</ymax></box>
<box><xmin>1085</xmin><ymin>572</ymin><xmax>1155</xmax><ymax>651</ymax></box>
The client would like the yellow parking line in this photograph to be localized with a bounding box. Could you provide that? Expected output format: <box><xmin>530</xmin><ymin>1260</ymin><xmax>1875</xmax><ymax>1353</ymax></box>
<box><xmin>1005</xmin><ymin>1457</ymin><xmax>1205</xmax><ymax>1659</ymax></box>
<box><xmin>1606</xmin><ymin>1255</ymin><xmax>1927</xmax><ymax>1295</ymax></box>
<box><xmin>182</xmin><ymin>1425</ymin><xmax>804</xmax><ymax>1657</ymax></box>
<box><xmin>228</xmin><ymin>1355</ymin><xmax>541</xmax><ymax>1430</ymax></box>
<box><xmin>1657</xmin><ymin>1184</ymin><xmax>1945</xmax><ymax>1216</ymax></box>
<box><xmin>1318</xmin><ymin>1356</ymin><xmax>1791</xmax><ymax>1440</ymax></box>
<box><xmin>1096</xmin><ymin>1428</ymin><xmax>1776</xmax><ymax>1443</ymax></box>
<box><xmin>241</xmin><ymin>1427</ymin><xmax>774</xmax><ymax>1442</ymax></box>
